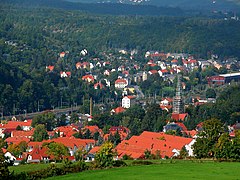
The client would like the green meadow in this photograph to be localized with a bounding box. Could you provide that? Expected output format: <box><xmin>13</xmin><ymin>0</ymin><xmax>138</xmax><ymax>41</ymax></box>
<box><xmin>46</xmin><ymin>160</ymin><xmax>240</xmax><ymax>180</ymax></box>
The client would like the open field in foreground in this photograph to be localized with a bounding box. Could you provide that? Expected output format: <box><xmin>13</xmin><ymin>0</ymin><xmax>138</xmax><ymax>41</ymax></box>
<box><xmin>9</xmin><ymin>163</ymin><xmax>63</xmax><ymax>174</ymax></box>
<box><xmin>47</xmin><ymin>160</ymin><xmax>240</xmax><ymax>180</ymax></box>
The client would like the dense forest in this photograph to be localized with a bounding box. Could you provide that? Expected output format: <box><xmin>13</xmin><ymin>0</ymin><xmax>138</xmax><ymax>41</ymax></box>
<box><xmin>0</xmin><ymin>3</ymin><xmax>240</xmax><ymax>118</ymax></box>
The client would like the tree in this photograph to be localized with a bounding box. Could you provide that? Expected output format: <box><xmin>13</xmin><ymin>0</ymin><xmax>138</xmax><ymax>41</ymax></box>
<box><xmin>193</xmin><ymin>118</ymin><xmax>224</xmax><ymax>158</ymax></box>
<box><xmin>33</xmin><ymin>124</ymin><xmax>49</xmax><ymax>142</ymax></box>
<box><xmin>32</xmin><ymin>112</ymin><xmax>56</xmax><ymax>131</ymax></box>
<box><xmin>7</xmin><ymin>144</ymin><xmax>21</xmax><ymax>157</ymax></box>
<box><xmin>83</xmin><ymin>129</ymin><xmax>91</xmax><ymax>139</ymax></box>
<box><xmin>206</xmin><ymin>88</ymin><xmax>216</xmax><ymax>99</ymax></box>
<box><xmin>16</xmin><ymin>125</ymin><xmax>22</xmax><ymax>131</ymax></box>
<box><xmin>18</xmin><ymin>141</ymin><xmax>27</xmax><ymax>152</ymax></box>
<box><xmin>94</xmin><ymin>142</ymin><xmax>116</xmax><ymax>168</ymax></box>
<box><xmin>93</xmin><ymin>131</ymin><xmax>100</xmax><ymax>141</ymax></box>
<box><xmin>74</xmin><ymin>147</ymin><xmax>87</xmax><ymax>161</ymax></box>
<box><xmin>214</xmin><ymin>133</ymin><xmax>231</xmax><ymax>160</ymax></box>
<box><xmin>0</xmin><ymin>148</ymin><xmax>11</xmax><ymax>179</ymax></box>
<box><xmin>45</xmin><ymin>142</ymin><xmax>69</xmax><ymax>162</ymax></box>
<box><xmin>179</xmin><ymin>146</ymin><xmax>188</xmax><ymax>159</ymax></box>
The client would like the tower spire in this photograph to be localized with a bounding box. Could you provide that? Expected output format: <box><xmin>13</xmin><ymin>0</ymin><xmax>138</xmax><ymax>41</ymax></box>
<box><xmin>173</xmin><ymin>75</ymin><xmax>184</xmax><ymax>114</ymax></box>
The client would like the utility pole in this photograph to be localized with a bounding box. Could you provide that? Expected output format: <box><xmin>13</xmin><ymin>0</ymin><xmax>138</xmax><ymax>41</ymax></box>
<box><xmin>38</xmin><ymin>101</ymin><xmax>40</xmax><ymax>112</ymax></box>
<box><xmin>90</xmin><ymin>97</ymin><xmax>93</xmax><ymax>116</ymax></box>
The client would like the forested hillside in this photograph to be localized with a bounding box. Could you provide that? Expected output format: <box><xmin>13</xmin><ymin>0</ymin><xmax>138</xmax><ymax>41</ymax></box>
<box><xmin>0</xmin><ymin>3</ymin><xmax>240</xmax><ymax>118</ymax></box>
<box><xmin>66</xmin><ymin>0</ymin><xmax>240</xmax><ymax>12</ymax></box>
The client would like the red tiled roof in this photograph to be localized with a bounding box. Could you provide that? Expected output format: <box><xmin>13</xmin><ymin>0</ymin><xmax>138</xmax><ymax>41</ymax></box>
<box><xmin>5</xmin><ymin>137</ymin><xmax>31</xmax><ymax>145</ymax></box>
<box><xmin>2</xmin><ymin>148</ymin><xmax>7</xmax><ymax>153</ymax></box>
<box><xmin>84</xmin><ymin>126</ymin><xmax>102</xmax><ymax>135</ymax></box>
<box><xmin>149</xmin><ymin>70</ymin><xmax>158</xmax><ymax>74</ymax></box>
<box><xmin>115</xmin><ymin>131</ymin><xmax>193</xmax><ymax>159</ymax></box>
<box><xmin>55</xmin><ymin>126</ymin><xmax>79</xmax><ymax>137</ymax></box>
<box><xmin>175</xmin><ymin>122</ymin><xmax>188</xmax><ymax>131</ymax></box>
<box><xmin>185</xmin><ymin>130</ymin><xmax>197</xmax><ymax>137</ymax></box>
<box><xmin>112</xmin><ymin>107</ymin><xmax>126</xmax><ymax>114</ymax></box>
<box><xmin>29</xmin><ymin>146</ymin><xmax>50</xmax><ymax>161</ymax></box>
<box><xmin>171</xmin><ymin>113</ymin><xmax>188</xmax><ymax>121</ymax></box>
<box><xmin>11</xmin><ymin>129</ymin><xmax>34</xmax><ymax>138</ymax></box>
<box><xmin>1</xmin><ymin>120</ymin><xmax>32</xmax><ymax>129</ymax></box>
<box><xmin>47</xmin><ymin>66</ymin><xmax>54</xmax><ymax>71</ymax></box>
<box><xmin>82</xmin><ymin>75</ymin><xmax>94</xmax><ymax>82</ymax></box>
<box><xmin>160</xmin><ymin>69</ymin><xmax>168</xmax><ymax>73</ymax></box>
<box><xmin>115</xmin><ymin>79</ymin><xmax>127</xmax><ymax>84</ymax></box>
<box><xmin>88</xmin><ymin>146</ymin><xmax>101</xmax><ymax>154</ymax></box>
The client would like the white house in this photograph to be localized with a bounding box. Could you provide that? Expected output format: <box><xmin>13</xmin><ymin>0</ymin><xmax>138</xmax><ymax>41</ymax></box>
<box><xmin>115</xmin><ymin>79</ymin><xmax>128</xmax><ymax>89</ymax></box>
<box><xmin>122</xmin><ymin>96</ymin><xmax>136</xmax><ymax>109</ymax></box>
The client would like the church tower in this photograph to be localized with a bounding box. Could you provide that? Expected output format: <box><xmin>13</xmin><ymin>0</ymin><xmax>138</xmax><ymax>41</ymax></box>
<box><xmin>173</xmin><ymin>75</ymin><xmax>184</xmax><ymax>114</ymax></box>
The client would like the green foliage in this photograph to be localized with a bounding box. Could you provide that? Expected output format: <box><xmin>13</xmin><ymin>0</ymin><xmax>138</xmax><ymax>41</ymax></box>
<box><xmin>131</xmin><ymin>160</ymin><xmax>153</xmax><ymax>165</ymax></box>
<box><xmin>193</xmin><ymin>118</ymin><xmax>224</xmax><ymax>159</ymax></box>
<box><xmin>0</xmin><ymin>148</ymin><xmax>11</xmax><ymax>179</ymax></box>
<box><xmin>206</xmin><ymin>88</ymin><xmax>216</xmax><ymax>99</ymax></box>
<box><xmin>32</xmin><ymin>112</ymin><xmax>56</xmax><ymax>131</ymax></box>
<box><xmin>144</xmin><ymin>149</ymin><xmax>152</xmax><ymax>159</ymax></box>
<box><xmin>179</xmin><ymin>146</ymin><xmax>188</xmax><ymax>159</ymax></box>
<box><xmin>44</xmin><ymin>142</ymin><xmax>69</xmax><ymax>161</ymax></box>
<box><xmin>94</xmin><ymin>142</ymin><xmax>116</xmax><ymax>168</ymax></box>
<box><xmin>33</xmin><ymin>124</ymin><xmax>49</xmax><ymax>142</ymax></box>
<box><xmin>74</xmin><ymin>147</ymin><xmax>87</xmax><ymax>162</ymax></box>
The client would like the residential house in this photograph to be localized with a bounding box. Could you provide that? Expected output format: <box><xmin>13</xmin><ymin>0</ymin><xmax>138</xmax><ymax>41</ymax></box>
<box><xmin>160</xmin><ymin>98</ymin><xmax>173</xmax><ymax>111</ymax></box>
<box><xmin>111</xmin><ymin>107</ymin><xmax>126</xmax><ymax>115</ymax></box>
<box><xmin>122</xmin><ymin>96</ymin><xmax>136</xmax><ymax>109</ymax></box>
<box><xmin>82</xmin><ymin>125</ymin><xmax>103</xmax><ymax>137</ymax></box>
<box><xmin>46</xmin><ymin>65</ymin><xmax>54</xmax><ymax>72</ymax></box>
<box><xmin>82</xmin><ymin>75</ymin><xmax>94</xmax><ymax>83</ymax></box>
<box><xmin>115</xmin><ymin>79</ymin><xmax>128</xmax><ymax>89</ymax></box>
<box><xmin>5</xmin><ymin>136</ymin><xmax>31</xmax><ymax>145</ymax></box>
<box><xmin>59</xmin><ymin>52</ymin><xmax>66</xmax><ymax>58</ymax></box>
<box><xmin>115</xmin><ymin>131</ymin><xmax>195</xmax><ymax>159</ymax></box>
<box><xmin>27</xmin><ymin>146</ymin><xmax>51</xmax><ymax>163</ymax></box>
<box><xmin>0</xmin><ymin>120</ymin><xmax>32</xmax><ymax>138</ymax></box>
<box><xmin>158</xmin><ymin>69</ymin><xmax>169</xmax><ymax>77</ymax></box>
<box><xmin>60</xmin><ymin>71</ymin><xmax>71</xmax><ymax>78</ymax></box>
<box><xmin>54</xmin><ymin>125</ymin><xmax>79</xmax><ymax>138</ymax></box>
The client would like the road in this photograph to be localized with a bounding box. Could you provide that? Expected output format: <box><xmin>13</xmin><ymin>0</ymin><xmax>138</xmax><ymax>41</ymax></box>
<box><xmin>134</xmin><ymin>85</ymin><xmax>145</xmax><ymax>99</ymax></box>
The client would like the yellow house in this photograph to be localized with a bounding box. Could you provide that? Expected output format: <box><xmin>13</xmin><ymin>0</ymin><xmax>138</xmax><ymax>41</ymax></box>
<box><xmin>124</xmin><ymin>86</ymin><xmax>135</xmax><ymax>94</ymax></box>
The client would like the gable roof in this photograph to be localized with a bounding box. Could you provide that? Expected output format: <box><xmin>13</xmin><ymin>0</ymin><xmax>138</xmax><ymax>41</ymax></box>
<box><xmin>115</xmin><ymin>79</ymin><xmax>127</xmax><ymax>84</ymax></box>
<box><xmin>111</xmin><ymin>107</ymin><xmax>126</xmax><ymax>114</ymax></box>
<box><xmin>115</xmin><ymin>131</ymin><xmax>193</xmax><ymax>159</ymax></box>
<box><xmin>5</xmin><ymin>137</ymin><xmax>31</xmax><ymax>145</ymax></box>
<box><xmin>1</xmin><ymin>120</ymin><xmax>32</xmax><ymax>130</ymax></box>
<box><xmin>171</xmin><ymin>113</ymin><xmax>188</xmax><ymax>121</ymax></box>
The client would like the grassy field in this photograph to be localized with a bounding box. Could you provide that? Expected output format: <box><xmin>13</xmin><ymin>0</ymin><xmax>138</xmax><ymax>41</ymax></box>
<box><xmin>46</xmin><ymin>160</ymin><xmax>240</xmax><ymax>180</ymax></box>
<box><xmin>9</xmin><ymin>163</ymin><xmax>62</xmax><ymax>174</ymax></box>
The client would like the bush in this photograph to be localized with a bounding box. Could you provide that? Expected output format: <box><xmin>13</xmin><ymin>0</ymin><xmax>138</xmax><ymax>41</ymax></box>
<box><xmin>131</xmin><ymin>160</ymin><xmax>153</xmax><ymax>165</ymax></box>
<box><xmin>112</xmin><ymin>160</ymin><xmax>127</xmax><ymax>167</ymax></box>
<box><xmin>122</xmin><ymin>154</ymin><xmax>133</xmax><ymax>160</ymax></box>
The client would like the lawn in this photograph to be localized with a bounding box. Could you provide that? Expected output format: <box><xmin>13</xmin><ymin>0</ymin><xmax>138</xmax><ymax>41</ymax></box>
<box><xmin>47</xmin><ymin>160</ymin><xmax>240</xmax><ymax>180</ymax></box>
<box><xmin>9</xmin><ymin>163</ymin><xmax>62</xmax><ymax>174</ymax></box>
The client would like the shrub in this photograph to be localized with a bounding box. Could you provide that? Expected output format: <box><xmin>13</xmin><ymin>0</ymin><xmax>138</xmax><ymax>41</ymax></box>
<box><xmin>131</xmin><ymin>160</ymin><xmax>153</xmax><ymax>165</ymax></box>
<box><xmin>112</xmin><ymin>160</ymin><xmax>127</xmax><ymax>167</ymax></box>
